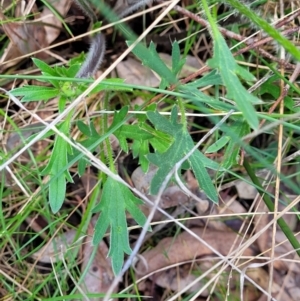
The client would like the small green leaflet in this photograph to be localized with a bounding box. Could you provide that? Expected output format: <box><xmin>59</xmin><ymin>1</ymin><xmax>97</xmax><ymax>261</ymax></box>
<box><xmin>205</xmin><ymin>136</ymin><xmax>230</xmax><ymax>154</ymax></box>
<box><xmin>32</xmin><ymin>58</ymin><xmax>59</xmax><ymax>77</ymax></box>
<box><xmin>207</xmin><ymin>29</ymin><xmax>259</xmax><ymax>130</ymax></box>
<box><xmin>222</xmin><ymin>121</ymin><xmax>249</xmax><ymax>170</ymax></box>
<box><xmin>171</xmin><ymin>41</ymin><xmax>186</xmax><ymax>77</ymax></box>
<box><xmin>42</xmin><ymin>120</ymin><xmax>73</xmax><ymax>213</ymax></box>
<box><xmin>147</xmin><ymin>107</ymin><xmax>218</xmax><ymax>204</ymax></box>
<box><xmin>92</xmin><ymin>177</ymin><xmax>149</xmax><ymax>275</ymax></box>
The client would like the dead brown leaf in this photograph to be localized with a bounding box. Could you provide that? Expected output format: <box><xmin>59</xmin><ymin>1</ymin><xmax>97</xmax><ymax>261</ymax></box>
<box><xmin>0</xmin><ymin>5</ymin><xmax>48</xmax><ymax>70</ymax></box>
<box><xmin>79</xmin><ymin>223</ymin><xmax>116</xmax><ymax>300</ymax></box>
<box><xmin>40</xmin><ymin>0</ymin><xmax>72</xmax><ymax>44</ymax></box>
<box><xmin>116</xmin><ymin>57</ymin><xmax>160</xmax><ymax>87</ymax></box>
<box><xmin>32</xmin><ymin>229</ymin><xmax>78</xmax><ymax>263</ymax></box>
<box><xmin>136</xmin><ymin>227</ymin><xmax>255</xmax><ymax>277</ymax></box>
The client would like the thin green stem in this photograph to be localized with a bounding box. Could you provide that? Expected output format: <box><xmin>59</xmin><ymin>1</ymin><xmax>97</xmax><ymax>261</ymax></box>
<box><xmin>243</xmin><ymin>158</ymin><xmax>300</xmax><ymax>257</ymax></box>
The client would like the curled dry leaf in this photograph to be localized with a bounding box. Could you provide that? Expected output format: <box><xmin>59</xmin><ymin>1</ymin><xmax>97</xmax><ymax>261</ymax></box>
<box><xmin>195</xmin><ymin>195</ymin><xmax>247</xmax><ymax>231</ymax></box>
<box><xmin>131</xmin><ymin>165</ymin><xmax>197</xmax><ymax>220</ymax></box>
<box><xmin>5</xmin><ymin>123</ymin><xmax>46</xmax><ymax>152</ymax></box>
<box><xmin>235</xmin><ymin>180</ymin><xmax>258</xmax><ymax>199</ymax></box>
<box><xmin>116</xmin><ymin>57</ymin><xmax>160</xmax><ymax>87</ymax></box>
<box><xmin>116</xmin><ymin>53</ymin><xmax>203</xmax><ymax>87</ymax></box>
<box><xmin>153</xmin><ymin>264</ymin><xmax>209</xmax><ymax>297</ymax></box>
<box><xmin>0</xmin><ymin>7</ymin><xmax>48</xmax><ymax>70</ymax></box>
<box><xmin>4</xmin><ymin>123</ymin><xmax>47</xmax><ymax>188</ymax></box>
<box><xmin>132</xmin><ymin>165</ymin><xmax>206</xmax><ymax>209</ymax></box>
<box><xmin>78</xmin><ymin>224</ymin><xmax>115</xmax><ymax>300</ymax></box>
<box><xmin>280</xmin><ymin>271</ymin><xmax>300</xmax><ymax>301</ymax></box>
<box><xmin>151</xmin><ymin>262</ymin><xmax>265</xmax><ymax>300</ymax></box>
<box><xmin>136</xmin><ymin>227</ymin><xmax>255</xmax><ymax>277</ymax></box>
<box><xmin>32</xmin><ymin>229</ymin><xmax>79</xmax><ymax>263</ymax></box>
<box><xmin>270</xmin><ymin>230</ymin><xmax>300</xmax><ymax>274</ymax></box>
<box><xmin>245</xmin><ymin>267</ymin><xmax>280</xmax><ymax>294</ymax></box>
<box><xmin>40</xmin><ymin>0</ymin><xmax>72</xmax><ymax>44</ymax></box>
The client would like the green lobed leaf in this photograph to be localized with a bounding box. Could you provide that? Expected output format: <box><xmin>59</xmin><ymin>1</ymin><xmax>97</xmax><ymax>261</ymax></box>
<box><xmin>207</xmin><ymin>30</ymin><xmax>259</xmax><ymax>129</ymax></box>
<box><xmin>42</xmin><ymin>120</ymin><xmax>73</xmax><ymax>213</ymax></box>
<box><xmin>92</xmin><ymin>178</ymin><xmax>148</xmax><ymax>275</ymax></box>
<box><xmin>115</xmin><ymin>125</ymin><xmax>153</xmax><ymax>141</ymax></box>
<box><xmin>46</xmin><ymin>135</ymin><xmax>73</xmax><ymax>213</ymax></box>
<box><xmin>132</xmin><ymin>139</ymin><xmax>150</xmax><ymax>172</ymax></box>
<box><xmin>128</xmin><ymin>41</ymin><xmax>178</xmax><ymax>86</ymax></box>
<box><xmin>147</xmin><ymin>108</ymin><xmax>219</xmax><ymax>203</ymax></box>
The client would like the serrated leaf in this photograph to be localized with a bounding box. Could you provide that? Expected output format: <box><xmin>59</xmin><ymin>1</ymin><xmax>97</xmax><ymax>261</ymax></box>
<box><xmin>93</xmin><ymin>211</ymin><xmax>110</xmax><ymax>246</ymax></box>
<box><xmin>114</xmin><ymin>124</ymin><xmax>154</xmax><ymax>165</ymax></box>
<box><xmin>11</xmin><ymin>86</ymin><xmax>59</xmax><ymax>102</ymax></box>
<box><xmin>92</xmin><ymin>178</ymin><xmax>148</xmax><ymax>275</ymax></box>
<box><xmin>119</xmin><ymin>135</ymin><xmax>128</xmax><ymax>153</ymax></box>
<box><xmin>69</xmin><ymin>107</ymin><xmax>129</xmax><ymax>175</ymax></box>
<box><xmin>128</xmin><ymin>41</ymin><xmax>177</xmax><ymax>86</ymax></box>
<box><xmin>132</xmin><ymin>139</ymin><xmax>149</xmax><ymax>172</ymax></box>
<box><xmin>207</xmin><ymin>30</ymin><xmax>259</xmax><ymax>130</ymax></box>
<box><xmin>77</xmin><ymin>121</ymin><xmax>99</xmax><ymax>138</ymax></box>
<box><xmin>188</xmin><ymin>152</ymin><xmax>218</xmax><ymax>203</ymax></box>
<box><xmin>77</xmin><ymin>120</ymin><xmax>93</xmax><ymax>137</ymax></box>
<box><xmin>32</xmin><ymin>58</ymin><xmax>57</xmax><ymax>76</ymax></box>
<box><xmin>172</xmin><ymin>40</ymin><xmax>186</xmax><ymax>77</ymax></box>
<box><xmin>147</xmin><ymin>111</ymin><xmax>181</xmax><ymax>136</ymax></box>
<box><xmin>42</xmin><ymin>120</ymin><xmax>73</xmax><ymax>213</ymax></box>
<box><xmin>110</xmin><ymin>106</ymin><xmax>129</xmax><ymax>127</ymax></box>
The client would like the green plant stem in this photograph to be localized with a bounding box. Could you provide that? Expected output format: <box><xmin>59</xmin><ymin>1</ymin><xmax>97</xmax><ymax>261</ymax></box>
<box><xmin>225</xmin><ymin>0</ymin><xmax>300</xmax><ymax>61</ymax></box>
<box><xmin>243</xmin><ymin>158</ymin><xmax>300</xmax><ymax>257</ymax></box>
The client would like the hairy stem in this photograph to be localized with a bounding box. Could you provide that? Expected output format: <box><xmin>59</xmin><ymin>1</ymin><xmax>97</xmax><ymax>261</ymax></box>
<box><xmin>73</xmin><ymin>0</ymin><xmax>154</xmax><ymax>78</ymax></box>
<box><xmin>76</xmin><ymin>33</ymin><xmax>106</xmax><ymax>78</ymax></box>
